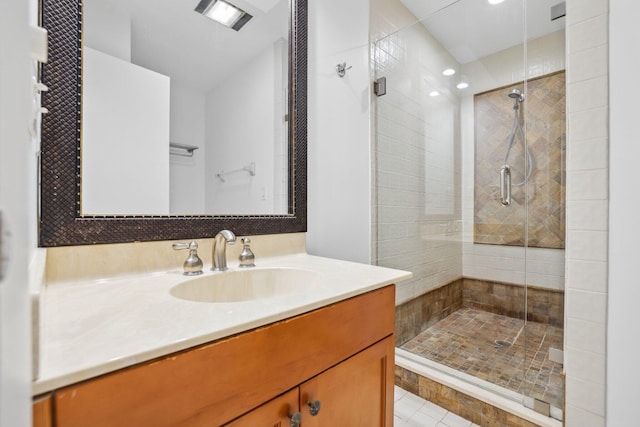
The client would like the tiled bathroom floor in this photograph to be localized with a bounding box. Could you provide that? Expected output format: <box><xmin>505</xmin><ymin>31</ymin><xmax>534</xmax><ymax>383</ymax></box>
<box><xmin>400</xmin><ymin>307</ymin><xmax>564</xmax><ymax>409</ymax></box>
<box><xmin>394</xmin><ymin>386</ymin><xmax>478</xmax><ymax>427</ymax></box>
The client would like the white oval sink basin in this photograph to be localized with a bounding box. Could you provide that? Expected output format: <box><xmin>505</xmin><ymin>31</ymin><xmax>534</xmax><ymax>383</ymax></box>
<box><xmin>169</xmin><ymin>268</ymin><xmax>319</xmax><ymax>303</ymax></box>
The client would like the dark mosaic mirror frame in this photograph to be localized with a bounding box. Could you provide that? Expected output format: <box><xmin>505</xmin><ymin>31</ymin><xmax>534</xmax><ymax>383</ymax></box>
<box><xmin>39</xmin><ymin>0</ymin><xmax>307</xmax><ymax>247</ymax></box>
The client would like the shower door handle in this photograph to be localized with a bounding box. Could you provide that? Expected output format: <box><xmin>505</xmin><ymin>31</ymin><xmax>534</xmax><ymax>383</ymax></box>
<box><xmin>500</xmin><ymin>165</ymin><xmax>511</xmax><ymax>206</ymax></box>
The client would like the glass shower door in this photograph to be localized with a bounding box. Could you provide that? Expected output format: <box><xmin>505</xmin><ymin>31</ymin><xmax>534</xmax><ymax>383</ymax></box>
<box><xmin>373</xmin><ymin>0</ymin><xmax>565</xmax><ymax>422</ymax></box>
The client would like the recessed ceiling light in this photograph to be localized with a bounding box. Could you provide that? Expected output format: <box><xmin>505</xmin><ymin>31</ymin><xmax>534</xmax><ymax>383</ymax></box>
<box><xmin>442</xmin><ymin>68</ymin><xmax>456</xmax><ymax>76</ymax></box>
<box><xmin>429</xmin><ymin>91</ymin><xmax>440</xmax><ymax>97</ymax></box>
<box><xmin>195</xmin><ymin>0</ymin><xmax>253</xmax><ymax>31</ymax></box>
<box><xmin>456</xmin><ymin>82</ymin><xmax>469</xmax><ymax>89</ymax></box>
<box><xmin>488</xmin><ymin>0</ymin><xmax>505</xmax><ymax>4</ymax></box>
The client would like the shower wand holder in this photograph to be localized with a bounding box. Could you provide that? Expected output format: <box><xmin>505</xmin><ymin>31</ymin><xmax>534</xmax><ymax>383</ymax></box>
<box><xmin>500</xmin><ymin>165</ymin><xmax>512</xmax><ymax>206</ymax></box>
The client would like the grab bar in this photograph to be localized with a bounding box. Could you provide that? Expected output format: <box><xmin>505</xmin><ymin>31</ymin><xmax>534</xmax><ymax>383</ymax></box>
<box><xmin>500</xmin><ymin>165</ymin><xmax>511</xmax><ymax>206</ymax></box>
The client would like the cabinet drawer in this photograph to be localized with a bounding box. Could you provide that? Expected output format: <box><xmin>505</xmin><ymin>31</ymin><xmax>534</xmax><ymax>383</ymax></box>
<box><xmin>55</xmin><ymin>286</ymin><xmax>395</xmax><ymax>427</ymax></box>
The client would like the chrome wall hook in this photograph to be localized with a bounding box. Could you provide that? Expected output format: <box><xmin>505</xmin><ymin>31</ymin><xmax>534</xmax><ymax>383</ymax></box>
<box><xmin>336</xmin><ymin>62</ymin><xmax>352</xmax><ymax>78</ymax></box>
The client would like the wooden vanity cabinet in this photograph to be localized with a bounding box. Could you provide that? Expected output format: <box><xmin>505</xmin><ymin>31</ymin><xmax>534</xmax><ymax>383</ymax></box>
<box><xmin>46</xmin><ymin>285</ymin><xmax>395</xmax><ymax>427</ymax></box>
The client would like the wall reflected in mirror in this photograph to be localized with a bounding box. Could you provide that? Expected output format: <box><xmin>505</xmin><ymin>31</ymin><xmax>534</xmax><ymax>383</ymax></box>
<box><xmin>82</xmin><ymin>0</ymin><xmax>289</xmax><ymax>216</ymax></box>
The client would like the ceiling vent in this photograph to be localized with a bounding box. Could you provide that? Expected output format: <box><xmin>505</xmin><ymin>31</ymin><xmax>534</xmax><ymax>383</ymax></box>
<box><xmin>550</xmin><ymin>2</ymin><xmax>566</xmax><ymax>21</ymax></box>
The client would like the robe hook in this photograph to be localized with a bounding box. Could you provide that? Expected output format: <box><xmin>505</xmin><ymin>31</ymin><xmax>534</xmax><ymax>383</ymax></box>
<box><xmin>336</xmin><ymin>62</ymin><xmax>352</xmax><ymax>78</ymax></box>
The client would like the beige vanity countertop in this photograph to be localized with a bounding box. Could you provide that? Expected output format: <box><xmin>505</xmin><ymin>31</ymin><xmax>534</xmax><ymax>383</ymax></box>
<box><xmin>33</xmin><ymin>253</ymin><xmax>411</xmax><ymax>396</ymax></box>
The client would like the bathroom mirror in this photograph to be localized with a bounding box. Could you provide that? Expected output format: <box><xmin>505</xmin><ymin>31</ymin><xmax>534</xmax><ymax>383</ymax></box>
<box><xmin>39</xmin><ymin>0</ymin><xmax>307</xmax><ymax>246</ymax></box>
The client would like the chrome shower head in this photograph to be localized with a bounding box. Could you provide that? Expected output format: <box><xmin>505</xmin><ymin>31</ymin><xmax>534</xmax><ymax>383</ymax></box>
<box><xmin>508</xmin><ymin>88</ymin><xmax>524</xmax><ymax>100</ymax></box>
<box><xmin>508</xmin><ymin>88</ymin><xmax>525</xmax><ymax>108</ymax></box>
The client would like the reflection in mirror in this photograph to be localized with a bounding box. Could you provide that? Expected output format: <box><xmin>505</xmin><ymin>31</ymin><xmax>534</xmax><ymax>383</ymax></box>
<box><xmin>82</xmin><ymin>0</ymin><xmax>289</xmax><ymax>216</ymax></box>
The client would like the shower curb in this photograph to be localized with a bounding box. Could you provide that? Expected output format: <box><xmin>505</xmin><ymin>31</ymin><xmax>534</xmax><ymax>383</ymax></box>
<box><xmin>395</xmin><ymin>349</ymin><xmax>562</xmax><ymax>427</ymax></box>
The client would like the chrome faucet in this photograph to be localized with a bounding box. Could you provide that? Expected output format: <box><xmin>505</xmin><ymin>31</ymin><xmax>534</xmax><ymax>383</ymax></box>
<box><xmin>211</xmin><ymin>230</ymin><xmax>236</xmax><ymax>271</ymax></box>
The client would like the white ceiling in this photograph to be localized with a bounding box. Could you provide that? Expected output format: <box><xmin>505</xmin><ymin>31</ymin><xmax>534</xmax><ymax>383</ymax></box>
<box><xmin>400</xmin><ymin>0</ymin><xmax>566</xmax><ymax>64</ymax></box>
<box><xmin>89</xmin><ymin>0</ymin><xmax>289</xmax><ymax>92</ymax></box>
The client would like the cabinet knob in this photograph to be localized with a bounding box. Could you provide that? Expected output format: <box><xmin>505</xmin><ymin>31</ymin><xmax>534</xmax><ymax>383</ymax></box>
<box><xmin>307</xmin><ymin>400</ymin><xmax>321</xmax><ymax>416</ymax></box>
<box><xmin>288</xmin><ymin>411</ymin><xmax>302</xmax><ymax>427</ymax></box>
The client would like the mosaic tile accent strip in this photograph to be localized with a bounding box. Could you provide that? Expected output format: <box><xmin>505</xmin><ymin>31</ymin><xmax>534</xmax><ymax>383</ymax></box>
<box><xmin>400</xmin><ymin>308</ymin><xmax>564</xmax><ymax>411</ymax></box>
<box><xmin>395</xmin><ymin>279</ymin><xmax>463</xmax><ymax>346</ymax></box>
<box><xmin>474</xmin><ymin>71</ymin><xmax>566</xmax><ymax>249</ymax></box>
<box><xmin>395</xmin><ymin>365</ymin><xmax>541</xmax><ymax>427</ymax></box>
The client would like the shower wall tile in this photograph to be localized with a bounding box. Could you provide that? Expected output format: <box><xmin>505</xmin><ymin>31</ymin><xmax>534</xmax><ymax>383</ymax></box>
<box><xmin>566</xmin><ymin>318</ymin><xmax>606</xmax><ymax>355</ymax></box>
<box><xmin>566</xmin><ymin>138</ymin><xmax>608</xmax><ymax>170</ymax></box>
<box><xmin>527</xmin><ymin>31</ymin><xmax>567</xmax><ymax>78</ymax></box>
<box><xmin>566</xmin><ymin>170</ymin><xmax>608</xmax><ymax>201</ymax></box>
<box><xmin>567</xmin><ymin>107</ymin><xmax>609</xmax><ymax>141</ymax></box>
<box><xmin>463</xmin><ymin>243</ymin><xmax>566</xmax><ymax>290</ymax></box>
<box><xmin>473</xmin><ymin>73</ymin><xmax>566</xmax><ymax>250</ymax></box>
<box><xmin>395</xmin><ymin>279</ymin><xmax>463</xmax><ymax>345</ymax></box>
<box><xmin>565</xmin><ymin>347</ymin><xmax>606</xmax><ymax>386</ymax></box>
<box><xmin>525</xmin><ymin>258</ymin><xmax>566</xmax><ymax>277</ymax></box>
<box><xmin>569</xmin><ymin>75</ymin><xmax>608</xmax><ymax>110</ymax></box>
<box><xmin>568</xmin><ymin>15</ymin><xmax>608</xmax><ymax>53</ymax></box>
<box><xmin>565</xmin><ymin>259</ymin><xmax>607</xmax><ymax>293</ymax></box>
<box><xmin>567</xmin><ymin>0</ymin><xmax>609</xmax><ymax>25</ymax></box>
<box><xmin>462</xmin><ymin>279</ymin><xmax>564</xmax><ymax>327</ymax></box>
<box><xmin>567</xmin><ymin>44</ymin><xmax>608</xmax><ymax>83</ymax></box>
<box><xmin>566</xmin><ymin>230</ymin><xmax>608</xmax><ymax>261</ymax></box>
<box><xmin>565</xmin><ymin>289</ymin><xmax>607</xmax><ymax>322</ymax></box>
<box><xmin>566</xmin><ymin>200</ymin><xmax>608</xmax><ymax>231</ymax></box>
<box><xmin>459</xmin><ymin>33</ymin><xmax>567</xmax><ymax>292</ymax></box>
<box><xmin>565</xmin><ymin>377</ymin><xmax>606</xmax><ymax>417</ymax></box>
<box><xmin>373</xmin><ymin>9</ymin><xmax>464</xmax><ymax>305</ymax></box>
<box><xmin>564</xmin><ymin>405</ymin><xmax>605</xmax><ymax>427</ymax></box>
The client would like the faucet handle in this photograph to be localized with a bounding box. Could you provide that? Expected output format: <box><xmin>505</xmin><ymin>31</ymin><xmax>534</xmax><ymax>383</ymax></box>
<box><xmin>172</xmin><ymin>241</ymin><xmax>204</xmax><ymax>276</ymax></box>
<box><xmin>239</xmin><ymin>237</ymin><xmax>255</xmax><ymax>268</ymax></box>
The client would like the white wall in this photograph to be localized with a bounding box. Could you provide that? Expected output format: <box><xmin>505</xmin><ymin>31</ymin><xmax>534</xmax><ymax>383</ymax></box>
<box><xmin>0</xmin><ymin>0</ymin><xmax>33</xmax><ymax>423</ymax></box>
<box><xmin>82</xmin><ymin>48</ymin><xmax>170</xmax><ymax>215</ymax></box>
<box><xmin>84</xmin><ymin>0</ymin><xmax>131</xmax><ymax>62</ymax></box>
<box><xmin>461</xmin><ymin>31</ymin><xmax>566</xmax><ymax>290</ymax></box>
<box><xmin>205</xmin><ymin>42</ymin><xmax>287</xmax><ymax>215</ymax></box>
<box><xmin>306</xmin><ymin>0</ymin><xmax>372</xmax><ymax>264</ymax></box>
<box><xmin>170</xmin><ymin>84</ymin><xmax>206</xmax><ymax>214</ymax></box>
<box><xmin>607</xmin><ymin>0</ymin><xmax>640</xmax><ymax>424</ymax></box>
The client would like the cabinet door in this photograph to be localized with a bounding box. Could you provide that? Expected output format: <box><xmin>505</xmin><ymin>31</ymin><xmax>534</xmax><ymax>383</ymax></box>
<box><xmin>299</xmin><ymin>336</ymin><xmax>394</xmax><ymax>427</ymax></box>
<box><xmin>32</xmin><ymin>395</ymin><xmax>53</xmax><ymax>427</ymax></box>
<box><xmin>225</xmin><ymin>388</ymin><xmax>300</xmax><ymax>427</ymax></box>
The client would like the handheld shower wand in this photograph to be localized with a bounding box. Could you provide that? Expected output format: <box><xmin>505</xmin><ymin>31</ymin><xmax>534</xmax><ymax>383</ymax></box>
<box><xmin>500</xmin><ymin>88</ymin><xmax>533</xmax><ymax>206</ymax></box>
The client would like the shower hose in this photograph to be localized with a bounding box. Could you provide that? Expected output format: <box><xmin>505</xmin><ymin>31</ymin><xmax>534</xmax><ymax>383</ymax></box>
<box><xmin>500</xmin><ymin>94</ymin><xmax>534</xmax><ymax>206</ymax></box>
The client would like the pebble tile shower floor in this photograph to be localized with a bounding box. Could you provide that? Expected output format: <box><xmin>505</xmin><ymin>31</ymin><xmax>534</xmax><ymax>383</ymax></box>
<box><xmin>400</xmin><ymin>307</ymin><xmax>563</xmax><ymax>409</ymax></box>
